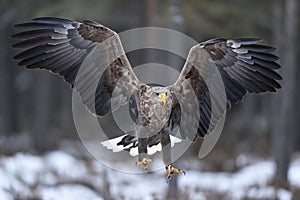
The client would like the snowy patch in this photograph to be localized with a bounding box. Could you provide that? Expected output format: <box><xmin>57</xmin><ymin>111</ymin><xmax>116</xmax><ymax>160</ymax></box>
<box><xmin>1</xmin><ymin>153</ymin><xmax>44</xmax><ymax>185</ymax></box>
<box><xmin>38</xmin><ymin>185</ymin><xmax>103</xmax><ymax>200</ymax></box>
<box><xmin>108</xmin><ymin>170</ymin><xmax>168</xmax><ymax>200</ymax></box>
<box><xmin>45</xmin><ymin>151</ymin><xmax>87</xmax><ymax>179</ymax></box>
<box><xmin>288</xmin><ymin>158</ymin><xmax>300</xmax><ymax>187</ymax></box>
<box><xmin>178</xmin><ymin>161</ymin><xmax>292</xmax><ymax>200</ymax></box>
<box><xmin>277</xmin><ymin>188</ymin><xmax>293</xmax><ymax>200</ymax></box>
<box><xmin>0</xmin><ymin>151</ymin><xmax>299</xmax><ymax>200</ymax></box>
<box><xmin>0</xmin><ymin>190</ymin><xmax>12</xmax><ymax>200</ymax></box>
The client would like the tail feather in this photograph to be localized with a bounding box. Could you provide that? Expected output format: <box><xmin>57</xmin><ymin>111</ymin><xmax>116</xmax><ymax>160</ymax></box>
<box><xmin>101</xmin><ymin>134</ymin><xmax>182</xmax><ymax>156</ymax></box>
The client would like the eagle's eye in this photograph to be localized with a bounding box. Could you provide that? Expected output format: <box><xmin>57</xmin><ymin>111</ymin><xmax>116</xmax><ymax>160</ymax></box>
<box><xmin>155</xmin><ymin>92</ymin><xmax>160</xmax><ymax>96</ymax></box>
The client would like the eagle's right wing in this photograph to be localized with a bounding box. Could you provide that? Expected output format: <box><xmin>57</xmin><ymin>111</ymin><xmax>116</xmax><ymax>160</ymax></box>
<box><xmin>12</xmin><ymin>17</ymin><xmax>142</xmax><ymax>117</ymax></box>
<box><xmin>169</xmin><ymin>38</ymin><xmax>282</xmax><ymax>140</ymax></box>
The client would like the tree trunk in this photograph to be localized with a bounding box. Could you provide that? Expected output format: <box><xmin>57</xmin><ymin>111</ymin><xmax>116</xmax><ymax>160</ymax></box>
<box><xmin>32</xmin><ymin>73</ymin><xmax>54</xmax><ymax>152</ymax></box>
<box><xmin>0</xmin><ymin>3</ymin><xmax>18</xmax><ymax>136</ymax></box>
<box><xmin>272</xmin><ymin>0</ymin><xmax>298</xmax><ymax>188</ymax></box>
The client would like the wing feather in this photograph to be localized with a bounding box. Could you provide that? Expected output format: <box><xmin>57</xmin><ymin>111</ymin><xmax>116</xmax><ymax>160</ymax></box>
<box><xmin>169</xmin><ymin>38</ymin><xmax>281</xmax><ymax>139</ymax></box>
<box><xmin>12</xmin><ymin>17</ymin><xmax>141</xmax><ymax>117</ymax></box>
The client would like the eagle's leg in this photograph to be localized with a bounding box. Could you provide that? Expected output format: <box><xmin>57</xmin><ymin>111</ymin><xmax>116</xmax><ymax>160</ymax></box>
<box><xmin>160</xmin><ymin>129</ymin><xmax>172</xmax><ymax>166</ymax></box>
<box><xmin>136</xmin><ymin>137</ymin><xmax>152</xmax><ymax>171</ymax></box>
<box><xmin>160</xmin><ymin>129</ymin><xmax>185</xmax><ymax>179</ymax></box>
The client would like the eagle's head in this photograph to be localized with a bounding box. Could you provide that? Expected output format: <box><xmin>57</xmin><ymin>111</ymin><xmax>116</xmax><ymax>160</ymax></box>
<box><xmin>151</xmin><ymin>87</ymin><xmax>172</xmax><ymax>107</ymax></box>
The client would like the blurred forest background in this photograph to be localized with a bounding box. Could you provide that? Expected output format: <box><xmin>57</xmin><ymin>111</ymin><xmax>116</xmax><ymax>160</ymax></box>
<box><xmin>0</xmin><ymin>0</ymin><xmax>299</xmax><ymax>199</ymax></box>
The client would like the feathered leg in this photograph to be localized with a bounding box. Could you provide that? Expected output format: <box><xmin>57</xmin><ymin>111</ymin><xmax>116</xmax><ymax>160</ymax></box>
<box><xmin>160</xmin><ymin>129</ymin><xmax>185</xmax><ymax>179</ymax></box>
<box><xmin>161</xmin><ymin>129</ymin><xmax>172</xmax><ymax>166</ymax></box>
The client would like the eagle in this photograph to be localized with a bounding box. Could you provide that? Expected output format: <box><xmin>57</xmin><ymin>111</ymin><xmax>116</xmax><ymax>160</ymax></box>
<box><xmin>12</xmin><ymin>17</ymin><xmax>281</xmax><ymax>179</ymax></box>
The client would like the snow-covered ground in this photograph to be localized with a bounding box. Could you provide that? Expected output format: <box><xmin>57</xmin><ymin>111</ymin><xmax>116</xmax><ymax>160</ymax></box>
<box><xmin>0</xmin><ymin>151</ymin><xmax>299</xmax><ymax>200</ymax></box>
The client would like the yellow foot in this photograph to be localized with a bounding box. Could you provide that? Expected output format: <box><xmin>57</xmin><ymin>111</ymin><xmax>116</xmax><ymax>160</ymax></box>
<box><xmin>166</xmin><ymin>164</ymin><xmax>186</xmax><ymax>180</ymax></box>
<box><xmin>136</xmin><ymin>158</ymin><xmax>152</xmax><ymax>172</ymax></box>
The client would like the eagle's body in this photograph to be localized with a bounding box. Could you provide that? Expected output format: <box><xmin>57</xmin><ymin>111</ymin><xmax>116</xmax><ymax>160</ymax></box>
<box><xmin>12</xmin><ymin>17</ymin><xmax>282</xmax><ymax>179</ymax></box>
<box><xmin>135</xmin><ymin>86</ymin><xmax>173</xmax><ymax>135</ymax></box>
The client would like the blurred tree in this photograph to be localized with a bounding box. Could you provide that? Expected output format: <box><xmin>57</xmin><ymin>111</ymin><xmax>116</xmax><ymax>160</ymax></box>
<box><xmin>32</xmin><ymin>72</ymin><xmax>57</xmax><ymax>152</ymax></box>
<box><xmin>0</xmin><ymin>0</ymin><xmax>18</xmax><ymax>135</ymax></box>
<box><xmin>272</xmin><ymin>0</ymin><xmax>299</xmax><ymax>188</ymax></box>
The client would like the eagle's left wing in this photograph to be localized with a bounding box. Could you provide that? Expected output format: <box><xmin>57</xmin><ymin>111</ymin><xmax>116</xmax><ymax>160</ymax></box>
<box><xmin>12</xmin><ymin>17</ymin><xmax>142</xmax><ymax>117</ymax></box>
<box><xmin>169</xmin><ymin>38</ymin><xmax>282</xmax><ymax>140</ymax></box>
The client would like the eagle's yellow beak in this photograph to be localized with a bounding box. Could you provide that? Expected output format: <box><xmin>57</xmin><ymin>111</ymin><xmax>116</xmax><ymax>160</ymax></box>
<box><xmin>159</xmin><ymin>93</ymin><xmax>167</xmax><ymax>105</ymax></box>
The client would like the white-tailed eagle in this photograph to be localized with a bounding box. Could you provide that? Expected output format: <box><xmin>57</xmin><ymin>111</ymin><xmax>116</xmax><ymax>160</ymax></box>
<box><xmin>12</xmin><ymin>17</ymin><xmax>281</xmax><ymax>179</ymax></box>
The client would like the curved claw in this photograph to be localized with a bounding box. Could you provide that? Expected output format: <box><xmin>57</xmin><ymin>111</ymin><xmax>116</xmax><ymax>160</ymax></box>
<box><xmin>136</xmin><ymin>158</ymin><xmax>152</xmax><ymax>172</ymax></box>
<box><xmin>166</xmin><ymin>164</ymin><xmax>186</xmax><ymax>180</ymax></box>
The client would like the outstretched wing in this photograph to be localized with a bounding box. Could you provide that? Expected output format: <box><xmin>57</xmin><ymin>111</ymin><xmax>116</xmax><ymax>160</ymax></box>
<box><xmin>12</xmin><ymin>17</ymin><xmax>141</xmax><ymax>116</ymax></box>
<box><xmin>169</xmin><ymin>38</ymin><xmax>282</xmax><ymax>140</ymax></box>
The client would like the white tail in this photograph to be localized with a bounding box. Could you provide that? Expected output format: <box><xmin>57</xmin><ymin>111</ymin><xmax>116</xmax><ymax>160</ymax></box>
<box><xmin>101</xmin><ymin>135</ymin><xmax>182</xmax><ymax>156</ymax></box>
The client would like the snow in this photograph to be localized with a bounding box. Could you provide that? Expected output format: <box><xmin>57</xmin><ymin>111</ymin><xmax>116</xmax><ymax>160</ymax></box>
<box><xmin>45</xmin><ymin>151</ymin><xmax>87</xmax><ymax>179</ymax></box>
<box><xmin>179</xmin><ymin>161</ymin><xmax>293</xmax><ymax>200</ymax></box>
<box><xmin>0</xmin><ymin>151</ymin><xmax>299</xmax><ymax>199</ymax></box>
<box><xmin>277</xmin><ymin>189</ymin><xmax>293</xmax><ymax>200</ymax></box>
<box><xmin>38</xmin><ymin>185</ymin><xmax>103</xmax><ymax>200</ymax></box>
<box><xmin>2</xmin><ymin>153</ymin><xmax>44</xmax><ymax>185</ymax></box>
<box><xmin>107</xmin><ymin>169</ymin><xmax>168</xmax><ymax>200</ymax></box>
<box><xmin>0</xmin><ymin>190</ymin><xmax>12</xmax><ymax>200</ymax></box>
<box><xmin>288</xmin><ymin>158</ymin><xmax>300</xmax><ymax>187</ymax></box>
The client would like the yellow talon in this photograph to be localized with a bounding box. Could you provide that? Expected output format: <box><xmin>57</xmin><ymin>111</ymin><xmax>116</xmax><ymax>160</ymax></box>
<box><xmin>136</xmin><ymin>158</ymin><xmax>152</xmax><ymax>172</ymax></box>
<box><xmin>166</xmin><ymin>164</ymin><xmax>186</xmax><ymax>180</ymax></box>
